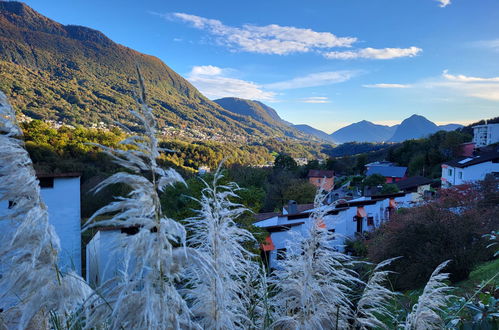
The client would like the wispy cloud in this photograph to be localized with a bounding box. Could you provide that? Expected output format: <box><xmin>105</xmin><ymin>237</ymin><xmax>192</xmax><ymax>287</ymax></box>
<box><xmin>170</xmin><ymin>13</ymin><xmax>356</xmax><ymax>55</ymax></box>
<box><xmin>363</xmin><ymin>83</ymin><xmax>411</xmax><ymax>88</ymax></box>
<box><xmin>300</xmin><ymin>97</ymin><xmax>330</xmax><ymax>103</ymax></box>
<box><xmin>264</xmin><ymin>71</ymin><xmax>358</xmax><ymax>90</ymax></box>
<box><xmin>187</xmin><ymin>65</ymin><xmax>276</xmax><ymax>100</ymax></box>
<box><xmin>436</xmin><ymin>0</ymin><xmax>451</xmax><ymax>8</ymax></box>
<box><xmin>165</xmin><ymin>13</ymin><xmax>421</xmax><ymax>60</ymax></box>
<box><xmin>324</xmin><ymin>47</ymin><xmax>422</xmax><ymax>60</ymax></box>
<box><xmin>471</xmin><ymin>39</ymin><xmax>499</xmax><ymax>52</ymax></box>
<box><xmin>426</xmin><ymin>70</ymin><xmax>499</xmax><ymax>101</ymax></box>
<box><xmin>442</xmin><ymin>70</ymin><xmax>499</xmax><ymax>83</ymax></box>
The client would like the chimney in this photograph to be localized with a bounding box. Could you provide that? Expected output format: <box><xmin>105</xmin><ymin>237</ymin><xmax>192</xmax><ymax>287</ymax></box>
<box><xmin>287</xmin><ymin>200</ymin><xmax>298</xmax><ymax>214</ymax></box>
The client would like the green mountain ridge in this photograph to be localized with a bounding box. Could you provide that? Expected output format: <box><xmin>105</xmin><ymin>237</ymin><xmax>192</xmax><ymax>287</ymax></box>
<box><xmin>0</xmin><ymin>1</ymin><xmax>308</xmax><ymax>142</ymax></box>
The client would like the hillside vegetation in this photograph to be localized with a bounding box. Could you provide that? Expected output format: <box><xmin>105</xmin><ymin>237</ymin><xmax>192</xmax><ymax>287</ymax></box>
<box><xmin>0</xmin><ymin>2</ymin><xmax>313</xmax><ymax>143</ymax></box>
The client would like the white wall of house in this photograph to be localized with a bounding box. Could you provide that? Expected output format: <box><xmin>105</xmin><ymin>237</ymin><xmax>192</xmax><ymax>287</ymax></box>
<box><xmin>442</xmin><ymin>162</ymin><xmax>499</xmax><ymax>187</ymax></box>
<box><xmin>0</xmin><ymin>176</ymin><xmax>82</xmax><ymax>275</ymax></box>
<box><xmin>86</xmin><ymin>229</ymin><xmax>125</xmax><ymax>288</ymax></box>
<box><xmin>42</xmin><ymin>177</ymin><xmax>82</xmax><ymax>275</ymax></box>
<box><xmin>255</xmin><ymin>194</ymin><xmax>407</xmax><ymax>269</ymax></box>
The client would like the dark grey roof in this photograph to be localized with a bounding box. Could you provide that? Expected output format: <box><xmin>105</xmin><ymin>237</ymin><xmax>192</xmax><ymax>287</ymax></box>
<box><xmin>308</xmin><ymin>170</ymin><xmax>334</xmax><ymax>178</ymax></box>
<box><xmin>395</xmin><ymin>176</ymin><xmax>434</xmax><ymax>190</ymax></box>
<box><xmin>366</xmin><ymin>166</ymin><xmax>407</xmax><ymax>178</ymax></box>
<box><xmin>443</xmin><ymin>150</ymin><xmax>499</xmax><ymax>168</ymax></box>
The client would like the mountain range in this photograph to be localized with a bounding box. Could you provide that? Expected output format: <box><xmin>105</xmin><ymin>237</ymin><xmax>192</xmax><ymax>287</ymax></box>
<box><xmin>294</xmin><ymin>115</ymin><xmax>463</xmax><ymax>143</ymax></box>
<box><xmin>0</xmin><ymin>2</ymin><xmax>464</xmax><ymax>148</ymax></box>
<box><xmin>0</xmin><ymin>1</ymin><xmax>310</xmax><ymax>143</ymax></box>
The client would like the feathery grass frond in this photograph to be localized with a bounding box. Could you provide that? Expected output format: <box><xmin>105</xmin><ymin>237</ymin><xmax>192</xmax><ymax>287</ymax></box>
<box><xmin>82</xmin><ymin>87</ymin><xmax>193</xmax><ymax>329</ymax></box>
<box><xmin>0</xmin><ymin>92</ymin><xmax>90</xmax><ymax>329</ymax></box>
<box><xmin>271</xmin><ymin>187</ymin><xmax>358</xmax><ymax>329</ymax></box>
<box><xmin>183</xmin><ymin>165</ymin><xmax>256</xmax><ymax>330</ymax></box>
<box><xmin>404</xmin><ymin>260</ymin><xmax>454</xmax><ymax>330</ymax></box>
<box><xmin>354</xmin><ymin>258</ymin><xmax>400</xmax><ymax>329</ymax></box>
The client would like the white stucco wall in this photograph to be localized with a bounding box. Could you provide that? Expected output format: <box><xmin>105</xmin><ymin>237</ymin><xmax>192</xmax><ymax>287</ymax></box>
<box><xmin>41</xmin><ymin>177</ymin><xmax>82</xmax><ymax>275</ymax></box>
<box><xmin>86</xmin><ymin>229</ymin><xmax>126</xmax><ymax>288</ymax></box>
<box><xmin>0</xmin><ymin>177</ymin><xmax>82</xmax><ymax>275</ymax></box>
<box><xmin>442</xmin><ymin>162</ymin><xmax>499</xmax><ymax>187</ymax></box>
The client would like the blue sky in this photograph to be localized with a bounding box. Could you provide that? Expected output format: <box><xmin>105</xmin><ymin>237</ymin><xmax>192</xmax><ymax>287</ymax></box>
<box><xmin>22</xmin><ymin>0</ymin><xmax>499</xmax><ymax>133</ymax></box>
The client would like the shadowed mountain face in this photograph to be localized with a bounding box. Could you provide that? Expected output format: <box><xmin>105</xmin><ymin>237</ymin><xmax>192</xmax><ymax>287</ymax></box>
<box><xmin>212</xmin><ymin>97</ymin><xmax>318</xmax><ymax>140</ymax></box>
<box><xmin>293</xmin><ymin>124</ymin><xmax>335</xmax><ymax>143</ymax></box>
<box><xmin>213</xmin><ymin>97</ymin><xmax>283</xmax><ymax>126</ymax></box>
<box><xmin>388</xmin><ymin>114</ymin><xmax>439</xmax><ymax>142</ymax></box>
<box><xmin>0</xmin><ymin>1</ymin><xmax>303</xmax><ymax>141</ymax></box>
<box><xmin>330</xmin><ymin>120</ymin><xmax>397</xmax><ymax>143</ymax></box>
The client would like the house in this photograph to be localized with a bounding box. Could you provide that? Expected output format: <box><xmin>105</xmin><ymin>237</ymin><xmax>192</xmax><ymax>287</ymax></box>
<box><xmin>365</xmin><ymin>163</ymin><xmax>407</xmax><ymax>183</ymax></box>
<box><xmin>294</xmin><ymin>157</ymin><xmax>309</xmax><ymax>166</ymax></box>
<box><xmin>198</xmin><ymin>166</ymin><xmax>211</xmax><ymax>175</ymax></box>
<box><xmin>307</xmin><ymin>170</ymin><xmax>335</xmax><ymax>191</ymax></box>
<box><xmin>255</xmin><ymin>192</ymin><xmax>413</xmax><ymax>269</ymax></box>
<box><xmin>85</xmin><ymin>226</ymin><xmax>133</xmax><ymax>287</ymax></box>
<box><xmin>473</xmin><ymin>123</ymin><xmax>499</xmax><ymax>148</ymax></box>
<box><xmin>441</xmin><ymin>149</ymin><xmax>499</xmax><ymax>188</ymax></box>
<box><xmin>0</xmin><ymin>173</ymin><xmax>82</xmax><ymax>275</ymax></box>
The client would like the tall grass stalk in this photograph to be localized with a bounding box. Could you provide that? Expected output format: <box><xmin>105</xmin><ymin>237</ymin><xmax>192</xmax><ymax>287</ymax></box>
<box><xmin>81</xmin><ymin>81</ymin><xmax>193</xmax><ymax>329</ymax></box>
<box><xmin>183</xmin><ymin>167</ymin><xmax>257</xmax><ymax>329</ymax></box>
<box><xmin>404</xmin><ymin>260</ymin><xmax>454</xmax><ymax>329</ymax></box>
<box><xmin>271</xmin><ymin>188</ymin><xmax>358</xmax><ymax>329</ymax></box>
<box><xmin>0</xmin><ymin>92</ymin><xmax>90</xmax><ymax>329</ymax></box>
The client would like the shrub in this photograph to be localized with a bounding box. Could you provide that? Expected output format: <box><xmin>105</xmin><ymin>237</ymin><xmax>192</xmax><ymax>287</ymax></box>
<box><xmin>367</xmin><ymin>181</ymin><xmax>497</xmax><ymax>290</ymax></box>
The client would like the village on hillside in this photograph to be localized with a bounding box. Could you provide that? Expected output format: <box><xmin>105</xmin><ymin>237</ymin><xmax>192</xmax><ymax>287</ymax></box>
<box><xmin>3</xmin><ymin>122</ymin><xmax>497</xmax><ymax>283</ymax></box>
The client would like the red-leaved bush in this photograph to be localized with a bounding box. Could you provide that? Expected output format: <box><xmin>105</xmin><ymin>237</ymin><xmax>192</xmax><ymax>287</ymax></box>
<box><xmin>367</xmin><ymin>177</ymin><xmax>498</xmax><ymax>290</ymax></box>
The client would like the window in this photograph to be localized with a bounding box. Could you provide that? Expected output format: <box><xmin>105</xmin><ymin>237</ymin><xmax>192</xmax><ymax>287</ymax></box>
<box><xmin>458</xmin><ymin>172</ymin><xmax>463</xmax><ymax>179</ymax></box>
<box><xmin>367</xmin><ymin>216</ymin><xmax>374</xmax><ymax>226</ymax></box>
<box><xmin>448</xmin><ymin>169</ymin><xmax>453</xmax><ymax>176</ymax></box>
<box><xmin>39</xmin><ymin>177</ymin><xmax>54</xmax><ymax>188</ymax></box>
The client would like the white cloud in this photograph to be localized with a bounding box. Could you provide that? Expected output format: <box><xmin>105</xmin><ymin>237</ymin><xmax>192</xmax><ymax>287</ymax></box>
<box><xmin>171</xmin><ymin>13</ymin><xmax>356</xmax><ymax>55</ymax></box>
<box><xmin>442</xmin><ymin>70</ymin><xmax>499</xmax><ymax>83</ymax></box>
<box><xmin>324</xmin><ymin>47</ymin><xmax>422</xmax><ymax>60</ymax></box>
<box><xmin>471</xmin><ymin>39</ymin><xmax>499</xmax><ymax>52</ymax></box>
<box><xmin>300</xmin><ymin>97</ymin><xmax>330</xmax><ymax>104</ymax></box>
<box><xmin>436</xmin><ymin>0</ymin><xmax>451</xmax><ymax>8</ymax></box>
<box><xmin>419</xmin><ymin>70</ymin><xmax>499</xmax><ymax>101</ymax></box>
<box><xmin>363</xmin><ymin>83</ymin><xmax>411</xmax><ymax>88</ymax></box>
<box><xmin>265</xmin><ymin>71</ymin><xmax>357</xmax><ymax>90</ymax></box>
<box><xmin>187</xmin><ymin>65</ymin><xmax>276</xmax><ymax>100</ymax></box>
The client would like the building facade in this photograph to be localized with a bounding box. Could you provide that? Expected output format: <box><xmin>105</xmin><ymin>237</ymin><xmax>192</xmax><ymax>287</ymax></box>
<box><xmin>0</xmin><ymin>173</ymin><xmax>82</xmax><ymax>275</ymax></box>
<box><xmin>473</xmin><ymin>123</ymin><xmax>499</xmax><ymax>148</ymax></box>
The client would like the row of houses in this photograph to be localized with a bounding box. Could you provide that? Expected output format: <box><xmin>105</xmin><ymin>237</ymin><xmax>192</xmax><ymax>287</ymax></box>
<box><xmin>254</xmin><ymin>192</ymin><xmax>414</xmax><ymax>268</ymax></box>
<box><xmin>1</xmin><ymin>123</ymin><xmax>497</xmax><ymax>284</ymax></box>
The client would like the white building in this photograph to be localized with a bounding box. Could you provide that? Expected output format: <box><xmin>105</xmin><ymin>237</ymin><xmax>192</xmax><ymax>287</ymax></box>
<box><xmin>473</xmin><ymin>123</ymin><xmax>499</xmax><ymax>148</ymax></box>
<box><xmin>441</xmin><ymin>150</ymin><xmax>499</xmax><ymax>188</ymax></box>
<box><xmin>255</xmin><ymin>192</ymin><xmax>413</xmax><ymax>269</ymax></box>
<box><xmin>0</xmin><ymin>173</ymin><xmax>82</xmax><ymax>275</ymax></box>
<box><xmin>85</xmin><ymin>227</ymin><xmax>130</xmax><ymax>287</ymax></box>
